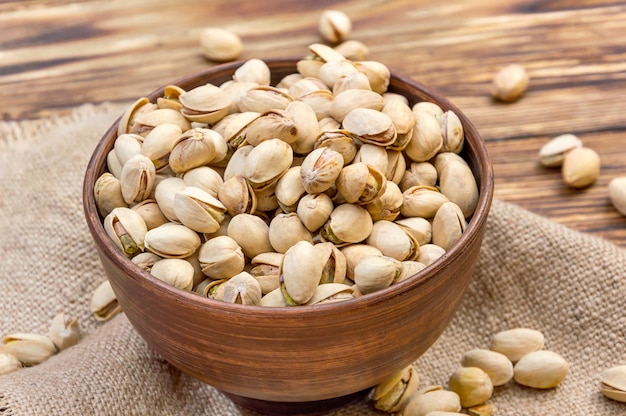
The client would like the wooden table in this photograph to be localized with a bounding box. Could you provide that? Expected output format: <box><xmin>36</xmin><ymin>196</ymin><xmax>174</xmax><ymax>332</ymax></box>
<box><xmin>3</xmin><ymin>0</ymin><xmax>626</xmax><ymax>246</ymax></box>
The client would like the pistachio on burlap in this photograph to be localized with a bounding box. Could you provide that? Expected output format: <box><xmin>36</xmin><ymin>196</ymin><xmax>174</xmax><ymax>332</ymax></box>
<box><xmin>0</xmin><ymin>352</ymin><xmax>22</xmax><ymax>375</ymax></box>
<box><xmin>401</xmin><ymin>386</ymin><xmax>462</xmax><ymax>416</ymax></box>
<box><xmin>90</xmin><ymin>280</ymin><xmax>122</xmax><ymax>322</ymax></box>
<box><xmin>460</xmin><ymin>349</ymin><xmax>514</xmax><ymax>386</ymax></box>
<box><xmin>490</xmin><ymin>327</ymin><xmax>544</xmax><ymax>362</ymax></box>
<box><xmin>48</xmin><ymin>313</ymin><xmax>81</xmax><ymax>351</ymax></box>
<box><xmin>0</xmin><ymin>333</ymin><xmax>57</xmax><ymax>367</ymax></box>
<box><xmin>600</xmin><ymin>365</ymin><xmax>626</xmax><ymax>402</ymax></box>
<box><xmin>513</xmin><ymin>350</ymin><xmax>569</xmax><ymax>389</ymax></box>
<box><xmin>370</xmin><ymin>364</ymin><xmax>420</xmax><ymax>413</ymax></box>
<box><xmin>448</xmin><ymin>367</ymin><xmax>493</xmax><ymax>408</ymax></box>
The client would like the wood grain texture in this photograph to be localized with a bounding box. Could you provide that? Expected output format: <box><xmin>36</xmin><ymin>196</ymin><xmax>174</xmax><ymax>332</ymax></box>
<box><xmin>2</xmin><ymin>0</ymin><xmax>626</xmax><ymax>246</ymax></box>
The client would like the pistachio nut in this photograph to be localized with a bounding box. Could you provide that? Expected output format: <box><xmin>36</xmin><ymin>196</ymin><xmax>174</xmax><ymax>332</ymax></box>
<box><xmin>90</xmin><ymin>280</ymin><xmax>122</xmax><ymax>322</ymax></box>
<box><xmin>305</xmin><ymin>283</ymin><xmax>353</xmax><ymax>305</ymax></box>
<box><xmin>332</xmin><ymin>71</ymin><xmax>372</xmax><ymax>95</ymax></box>
<box><xmin>284</xmin><ymin>100</ymin><xmax>320</xmax><ymax>154</ymax></box>
<box><xmin>48</xmin><ymin>313</ymin><xmax>81</xmax><ymax>351</ymax></box>
<box><xmin>130</xmin><ymin>199</ymin><xmax>169</xmax><ymax>230</ymax></box>
<box><xmin>150</xmin><ymin>258</ymin><xmax>195</xmax><ymax>291</ymax></box>
<box><xmin>600</xmin><ymin>365</ymin><xmax>626</xmax><ymax>402</ymax></box>
<box><xmin>412</xmin><ymin>101</ymin><xmax>443</xmax><ymax>119</ymax></box>
<box><xmin>194</xmin><ymin>278</ymin><xmax>227</xmax><ymax>299</ymax></box>
<box><xmin>561</xmin><ymin>146</ymin><xmax>600</xmax><ymax>188</ymax></box>
<box><xmin>0</xmin><ymin>333</ymin><xmax>57</xmax><ymax>367</ymax></box>
<box><xmin>218</xmin><ymin>175</ymin><xmax>257</xmax><ymax>216</ymax></box>
<box><xmin>280</xmin><ymin>241</ymin><xmax>326</xmax><ymax>305</ymax></box>
<box><xmin>298</xmin><ymin>89</ymin><xmax>333</xmax><ymax>120</ymax></box>
<box><xmin>433</xmin><ymin>152</ymin><xmax>478</xmax><ymax>218</ymax></box>
<box><xmin>315</xmin><ymin>241</ymin><xmax>347</xmax><ymax>284</ymax></box>
<box><xmin>107</xmin><ymin>149</ymin><xmax>124</xmax><ymax>178</ymax></box>
<box><xmin>215</xmin><ymin>110</ymin><xmax>259</xmax><ymax>149</ymax></box>
<box><xmin>353</xmin><ymin>143</ymin><xmax>389</xmax><ymax>176</ymax></box>
<box><xmin>383</xmin><ymin>99</ymin><xmax>415</xmax><ymax>151</ymax></box>
<box><xmin>354</xmin><ymin>255</ymin><xmax>402</xmax><ymax>294</ymax></box>
<box><xmin>94</xmin><ymin>172</ymin><xmax>127</xmax><ymax>217</ymax></box>
<box><xmin>114</xmin><ymin>133</ymin><xmax>143</xmax><ymax>166</ymax></box>
<box><xmin>268</xmin><ymin>213</ymin><xmax>313</xmax><ymax>253</ymax></box>
<box><xmin>131</xmin><ymin>252</ymin><xmax>162</xmax><ymax>272</ymax></box>
<box><xmin>405</xmin><ymin>110</ymin><xmax>443</xmax><ymax>162</ymax></box>
<box><xmin>490</xmin><ymin>328</ymin><xmax>544</xmax><ymax>362</ymax></box>
<box><xmin>401</xmin><ymin>186</ymin><xmax>449</xmax><ymax>219</ymax></box>
<box><xmin>0</xmin><ymin>352</ymin><xmax>22</xmax><ymax>375</ymax></box>
<box><xmin>223</xmin><ymin>145</ymin><xmax>254</xmax><ymax>181</ymax></box>
<box><xmin>340</xmin><ymin>244</ymin><xmax>383</xmax><ymax>281</ymax></box>
<box><xmin>492</xmin><ymin>63</ymin><xmax>529</xmax><ymax>102</ymax></box>
<box><xmin>399</xmin><ymin>162</ymin><xmax>438</xmax><ymax>191</ymax></box>
<box><xmin>199</xmin><ymin>27</ymin><xmax>242</xmax><ymax>62</ymax></box>
<box><xmin>300</xmin><ymin>147</ymin><xmax>344</xmax><ymax>194</ymax></box>
<box><xmin>144</xmin><ymin>222</ymin><xmax>201</xmax><ymax>258</ymax></box>
<box><xmin>333</xmin><ymin>39</ymin><xmax>370</xmax><ymax>61</ymax></box>
<box><xmin>245</xmin><ymin>138</ymin><xmax>293</xmax><ymax>190</ymax></box>
<box><xmin>448</xmin><ymin>367</ymin><xmax>494</xmax><ymax>408</ymax></box>
<box><xmin>353</xmin><ymin>60</ymin><xmax>390</xmax><ymax>94</ymax></box>
<box><xmin>329</xmin><ymin>89</ymin><xmax>384</xmax><ymax>123</ymax></box>
<box><xmin>367</xmin><ymin>220</ymin><xmax>419</xmax><ymax>261</ymax></box>
<box><xmin>120</xmin><ymin>154</ymin><xmax>156</xmax><ymax>204</ymax></box>
<box><xmin>320</xmin><ymin>203</ymin><xmax>374</xmax><ymax>245</ymax></box>
<box><xmin>371</xmin><ymin>365</ymin><xmax>420</xmax><ymax>413</ymax></box>
<box><xmin>395</xmin><ymin>216</ymin><xmax>433</xmax><ymax>246</ymax></box>
<box><xmin>513</xmin><ymin>350</ymin><xmax>569</xmax><ymax>389</ymax></box>
<box><xmin>432</xmin><ymin>201</ymin><xmax>467</xmax><ymax>251</ymax></box>
<box><xmin>318</xmin><ymin>9</ymin><xmax>351</xmax><ymax>44</ymax></box>
<box><xmin>118</xmin><ymin>97</ymin><xmax>151</xmax><ymax>136</ymax></box>
<box><xmin>244</xmin><ymin>109</ymin><xmax>298</xmax><ymax>146</ymax></box>
<box><xmin>365</xmin><ymin>181</ymin><xmax>403</xmax><ymax>221</ymax></box>
<box><xmin>401</xmin><ymin>389</ymin><xmax>462</xmax><ymax>416</ymax></box>
<box><xmin>134</xmin><ymin>108</ymin><xmax>192</xmax><ymax>137</ymax></box>
<box><xmin>233</xmin><ymin>58</ymin><xmax>271</xmax><ymax>85</ymax></box>
<box><xmin>318</xmin><ymin>60</ymin><xmax>359</xmax><ymax>89</ymax></box>
<box><xmin>179</xmin><ymin>83</ymin><xmax>230</xmax><ymax>124</ymax></box>
<box><xmin>169</xmin><ymin>128</ymin><xmax>222</xmax><ymax>174</ymax></box>
<box><xmin>173</xmin><ymin>186</ymin><xmax>227</xmax><ymax>233</ymax></box>
<box><xmin>103</xmin><ymin>207</ymin><xmax>147</xmax><ymax>257</ymax></box>
<box><xmin>538</xmin><ymin>134</ymin><xmax>583</xmax><ymax>167</ymax></box>
<box><xmin>221</xmin><ymin>271</ymin><xmax>263</xmax><ymax>305</ymax></box>
<box><xmin>153</xmin><ymin>176</ymin><xmax>186</xmax><ymax>222</ymax></box>
<box><xmin>439</xmin><ymin>110</ymin><xmax>464</xmax><ymax>154</ymax></box>
<box><xmin>227</xmin><ymin>213</ymin><xmax>273</xmax><ymax>258</ymax></box>
<box><xmin>260</xmin><ymin>287</ymin><xmax>289</xmax><ymax>307</ymax></box>
<box><xmin>238</xmin><ymin>86</ymin><xmax>293</xmax><ymax>113</ymax></box>
<box><xmin>250</xmin><ymin>252</ymin><xmax>283</xmax><ymax>294</ymax></box>
<box><xmin>397</xmin><ymin>260</ymin><xmax>426</xmax><ymax>283</ymax></box>
<box><xmin>335</xmin><ymin>162</ymin><xmax>387</xmax><ymax>205</ymax></box>
<box><xmin>141</xmin><ymin>123</ymin><xmax>183</xmax><ymax>171</ymax></box>
<box><xmin>386</xmin><ymin>150</ymin><xmax>407</xmax><ymax>184</ymax></box>
<box><xmin>313</xmin><ymin>129</ymin><xmax>358</xmax><ymax>165</ymax></box>
<box><xmin>296</xmin><ymin>193</ymin><xmax>334</xmax><ymax>232</ymax></box>
<box><xmin>157</xmin><ymin>85</ymin><xmax>185</xmax><ymax>111</ymax></box>
<box><xmin>416</xmin><ymin>244</ymin><xmax>446</xmax><ymax>266</ymax></box>
<box><xmin>198</xmin><ymin>235</ymin><xmax>245</xmax><ymax>280</ymax></box>
<box><xmin>342</xmin><ymin>108</ymin><xmax>397</xmax><ymax>146</ymax></box>
<box><xmin>461</xmin><ymin>348</ymin><xmax>514</xmax><ymax>387</ymax></box>
<box><xmin>275</xmin><ymin>166</ymin><xmax>306</xmax><ymax>213</ymax></box>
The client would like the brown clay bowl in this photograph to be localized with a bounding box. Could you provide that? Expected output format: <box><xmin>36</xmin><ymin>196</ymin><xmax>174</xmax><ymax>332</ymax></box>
<box><xmin>83</xmin><ymin>58</ymin><xmax>494</xmax><ymax>415</ymax></box>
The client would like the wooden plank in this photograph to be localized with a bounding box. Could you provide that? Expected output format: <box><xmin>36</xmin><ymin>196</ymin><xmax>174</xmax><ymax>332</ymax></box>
<box><xmin>1</xmin><ymin>0</ymin><xmax>626</xmax><ymax>247</ymax></box>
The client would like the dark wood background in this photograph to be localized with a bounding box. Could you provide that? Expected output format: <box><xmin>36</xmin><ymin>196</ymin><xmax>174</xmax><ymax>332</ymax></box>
<box><xmin>2</xmin><ymin>0</ymin><xmax>626</xmax><ymax>246</ymax></box>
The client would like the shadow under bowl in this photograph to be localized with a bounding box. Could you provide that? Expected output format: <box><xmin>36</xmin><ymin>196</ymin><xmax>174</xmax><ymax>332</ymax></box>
<box><xmin>83</xmin><ymin>58</ymin><xmax>494</xmax><ymax>415</ymax></box>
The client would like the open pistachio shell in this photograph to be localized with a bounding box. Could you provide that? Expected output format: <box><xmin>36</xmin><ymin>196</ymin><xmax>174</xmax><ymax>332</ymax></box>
<box><xmin>245</xmin><ymin>138</ymin><xmax>293</xmax><ymax>190</ymax></box>
<box><xmin>372</xmin><ymin>365</ymin><xmax>420</xmax><ymax>413</ymax></box>
<box><xmin>103</xmin><ymin>207</ymin><xmax>148</xmax><ymax>257</ymax></box>
<box><xmin>340</xmin><ymin>244</ymin><xmax>383</xmax><ymax>281</ymax></box>
<box><xmin>218</xmin><ymin>175</ymin><xmax>257</xmax><ymax>216</ymax></box>
<box><xmin>401</xmin><ymin>186</ymin><xmax>449</xmax><ymax>219</ymax></box>
<box><xmin>198</xmin><ymin>235</ymin><xmax>245</xmax><ymax>280</ymax></box>
<box><xmin>364</xmin><ymin>181</ymin><xmax>403</xmax><ymax>222</ymax></box>
<box><xmin>131</xmin><ymin>199</ymin><xmax>169</xmax><ymax>230</ymax></box>
<box><xmin>405</xmin><ymin>110</ymin><xmax>443</xmax><ymax>162</ymax></box>
<box><xmin>313</xmin><ymin>130</ymin><xmax>358</xmax><ymax>165</ymax></box>
<box><xmin>118</xmin><ymin>97</ymin><xmax>151</xmax><ymax>136</ymax></box>
<box><xmin>402</xmin><ymin>389</ymin><xmax>462</xmax><ymax>416</ymax></box>
<box><xmin>279</xmin><ymin>241</ymin><xmax>325</xmax><ymax>305</ymax></box>
<box><xmin>300</xmin><ymin>147</ymin><xmax>344</xmax><ymax>194</ymax></box>
<box><xmin>0</xmin><ymin>352</ymin><xmax>22</xmax><ymax>375</ymax></box>
<box><xmin>94</xmin><ymin>172</ymin><xmax>127</xmax><ymax>217</ymax></box>
<box><xmin>439</xmin><ymin>110</ymin><xmax>464</xmax><ymax>154</ymax></box>
<box><xmin>153</xmin><ymin>176</ymin><xmax>186</xmax><ymax>222</ymax></box>
<box><xmin>114</xmin><ymin>133</ymin><xmax>143</xmax><ymax>166</ymax></box>
<box><xmin>417</xmin><ymin>244</ymin><xmax>446</xmax><ymax>266</ymax></box>
<box><xmin>0</xmin><ymin>333</ymin><xmax>57</xmax><ymax>367</ymax></box>
<box><xmin>48</xmin><ymin>313</ymin><xmax>80</xmax><ymax>351</ymax></box>
<box><xmin>335</xmin><ymin>162</ymin><xmax>387</xmax><ymax>205</ymax></box>
<box><xmin>120</xmin><ymin>154</ymin><xmax>156</xmax><ymax>204</ymax></box>
<box><xmin>90</xmin><ymin>280</ymin><xmax>122</xmax><ymax>322</ymax></box>
<box><xmin>432</xmin><ymin>202</ymin><xmax>467</xmax><ymax>251</ymax></box>
<box><xmin>222</xmin><ymin>272</ymin><xmax>263</xmax><ymax>305</ymax></box>
<box><xmin>275</xmin><ymin>166</ymin><xmax>306</xmax><ymax>213</ymax></box>
<box><xmin>250</xmin><ymin>252</ymin><xmax>283</xmax><ymax>295</ymax></box>
<box><xmin>182</xmin><ymin>166</ymin><xmax>224</xmax><ymax>198</ymax></box>
<box><xmin>399</xmin><ymin>162</ymin><xmax>438</xmax><ymax>191</ymax></box>
<box><xmin>342</xmin><ymin>108</ymin><xmax>396</xmax><ymax>146</ymax></box>
<box><xmin>285</xmin><ymin>100</ymin><xmax>320</xmax><ymax>154</ymax></box>
<box><xmin>305</xmin><ymin>283</ymin><xmax>353</xmax><ymax>305</ymax></box>
<box><xmin>367</xmin><ymin>220</ymin><xmax>419</xmax><ymax>261</ymax></box>
<box><xmin>173</xmin><ymin>186</ymin><xmax>227</xmax><ymax>234</ymax></box>
<box><xmin>260</xmin><ymin>287</ymin><xmax>288</xmax><ymax>307</ymax></box>
<box><xmin>169</xmin><ymin>128</ymin><xmax>222</xmax><ymax>174</ymax></box>
<box><xmin>434</xmin><ymin>152</ymin><xmax>478</xmax><ymax>218</ymax></box>
<box><xmin>354</xmin><ymin>255</ymin><xmax>402</xmax><ymax>294</ymax></box>
<box><xmin>332</xmin><ymin>71</ymin><xmax>371</xmax><ymax>95</ymax></box>
<box><xmin>133</xmin><ymin>108</ymin><xmax>191</xmax><ymax>136</ymax></box>
<box><xmin>179</xmin><ymin>83</ymin><xmax>231</xmax><ymax>124</ymax></box>
<box><xmin>238</xmin><ymin>86</ymin><xmax>293</xmax><ymax>113</ymax></box>
<box><xmin>227</xmin><ymin>213</ymin><xmax>273</xmax><ymax>258</ymax></box>
<box><xmin>329</xmin><ymin>89</ymin><xmax>384</xmax><ymax>123</ymax></box>
<box><xmin>233</xmin><ymin>58</ymin><xmax>271</xmax><ymax>85</ymax></box>
<box><xmin>353</xmin><ymin>60</ymin><xmax>390</xmax><ymax>94</ymax></box>
<box><xmin>320</xmin><ymin>203</ymin><xmax>373</xmax><ymax>245</ymax></box>
<box><xmin>244</xmin><ymin>109</ymin><xmax>298</xmax><ymax>146</ymax></box>
<box><xmin>315</xmin><ymin>241</ymin><xmax>347</xmax><ymax>284</ymax></box>
<box><xmin>141</xmin><ymin>123</ymin><xmax>183</xmax><ymax>172</ymax></box>
<box><xmin>144</xmin><ymin>222</ymin><xmax>201</xmax><ymax>259</ymax></box>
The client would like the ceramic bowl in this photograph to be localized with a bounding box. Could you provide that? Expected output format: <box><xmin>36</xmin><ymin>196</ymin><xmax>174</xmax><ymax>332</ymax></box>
<box><xmin>83</xmin><ymin>58</ymin><xmax>494</xmax><ymax>415</ymax></box>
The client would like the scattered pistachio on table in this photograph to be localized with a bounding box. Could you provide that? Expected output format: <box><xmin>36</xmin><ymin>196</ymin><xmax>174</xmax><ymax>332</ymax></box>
<box><xmin>199</xmin><ymin>27</ymin><xmax>243</xmax><ymax>62</ymax></box>
<box><xmin>491</xmin><ymin>63</ymin><xmax>529</xmax><ymax>102</ymax></box>
<box><xmin>561</xmin><ymin>146</ymin><xmax>601</xmax><ymax>188</ymax></box>
<box><xmin>608</xmin><ymin>177</ymin><xmax>626</xmax><ymax>216</ymax></box>
<box><xmin>318</xmin><ymin>9</ymin><xmax>352</xmax><ymax>44</ymax></box>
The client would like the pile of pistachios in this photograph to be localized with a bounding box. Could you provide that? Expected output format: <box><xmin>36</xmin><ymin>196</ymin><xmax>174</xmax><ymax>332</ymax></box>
<box><xmin>93</xmin><ymin>39</ymin><xmax>479</xmax><ymax>308</ymax></box>
<box><xmin>0</xmin><ymin>313</ymin><xmax>81</xmax><ymax>375</ymax></box>
<box><xmin>370</xmin><ymin>328</ymin><xmax>570</xmax><ymax>416</ymax></box>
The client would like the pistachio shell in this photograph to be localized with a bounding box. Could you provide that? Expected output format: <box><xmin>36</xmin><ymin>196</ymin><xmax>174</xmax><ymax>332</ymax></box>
<box><xmin>296</xmin><ymin>193</ymin><xmax>334</xmax><ymax>232</ymax></box>
<box><xmin>320</xmin><ymin>203</ymin><xmax>373</xmax><ymax>245</ymax></box>
<box><xmin>169</xmin><ymin>128</ymin><xmax>222</xmax><ymax>174</ymax></box>
<box><xmin>399</xmin><ymin>162</ymin><xmax>438</xmax><ymax>191</ymax></box>
<box><xmin>342</xmin><ymin>108</ymin><xmax>396</xmax><ymax>146</ymax></box>
<box><xmin>305</xmin><ymin>283</ymin><xmax>353</xmax><ymax>305</ymax></box>
<box><xmin>366</xmin><ymin>220</ymin><xmax>419</xmax><ymax>261</ymax></box>
<box><xmin>238</xmin><ymin>86</ymin><xmax>293</xmax><ymax>113</ymax></box>
<box><xmin>269</xmin><ymin>212</ymin><xmax>313</xmax><ymax>253</ymax></box>
<box><xmin>354</xmin><ymin>255</ymin><xmax>402</xmax><ymax>294</ymax></box>
<box><xmin>245</xmin><ymin>138</ymin><xmax>293</xmax><ymax>190</ymax></box>
<box><xmin>401</xmin><ymin>186</ymin><xmax>449</xmax><ymax>219</ymax></box>
<box><xmin>405</xmin><ymin>110</ymin><xmax>443</xmax><ymax>162</ymax></box>
<box><xmin>144</xmin><ymin>222</ymin><xmax>201</xmax><ymax>259</ymax></box>
<box><xmin>386</xmin><ymin>150</ymin><xmax>407</xmax><ymax>184</ymax></box>
<box><xmin>340</xmin><ymin>244</ymin><xmax>383</xmax><ymax>281</ymax></box>
<box><xmin>318</xmin><ymin>60</ymin><xmax>359</xmax><ymax>89</ymax></box>
<box><xmin>218</xmin><ymin>175</ymin><xmax>257</xmax><ymax>216</ymax></box>
<box><xmin>182</xmin><ymin>166</ymin><xmax>224</xmax><ymax>198</ymax></box>
<box><xmin>199</xmin><ymin>27</ymin><xmax>242</xmax><ymax>62</ymax></box>
<box><xmin>107</xmin><ymin>149</ymin><xmax>124</xmax><ymax>178</ymax></box>
<box><xmin>461</xmin><ymin>349</ymin><xmax>514</xmax><ymax>387</ymax></box>
<box><xmin>198</xmin><ymin>235</ymin><xmax>245</xmax><ymax>280</ymax></box>
<box><xmin>280</xmin><ymin>241</ymin><xmax>325</xmax><ymax>305</ymax></box>
<box><xmin>131</xmin><ymin>199</ymin><xmax>169</xmax><ymax>230</ymax></box>
<box><xmin>297</xmin><ymin>56</ymin><xmax>324</xmax><ymax>79</ymax></box>
<box><xmin>601</xmin><ymin>365</ymin><xmax>626</xmax><ymax>392</ymax></box>
<box><xmin>335</xmin><ymin>162</ymin><xmax>387</xmax><ymax>205</ymax></box>
<box><xmin>448</xmin><ymin>367</ymin><xmax>494</xmax><ymax>408</ymax></box>
<box><xmin>131</xmin><ymin>252</ymin><xmax>162</xmax><ymax>272</ymax></box>
<box><xmin>227</xmin><ymin>213</ymin><xmax>273</xmax><ymax>258</ymax></box>
<box><xmin>244</xmin><ymin>109</ymin><xmax>298</xmax><ymax>146</ymax></box>
<box><xmin>233</xmin><ymin>58</ymin><xmax>271</xmax><ymax>85</ymax></box>
<box><xmin>439</xmin><ymin>110</ymin><xmax>464</xmax><ymax>154</ymax></box>
<box><xmin>434</xmin><ymin>152</ymin><xmax>478</xmax><ymax>218</ymax></box>
<box><xmin>0</xmin><ymin>333</ymin><xmax>57</xmax><ymax>367</ymax></box>
<box><xmin>150</xmin><ymin>258</ymin><xmax>195</xmax><ymax>291</ymax></box>
<box><xmin>308</xmin><ymin>43</ymin><xmax>346</xmax><ymax>63</ymax></box>
<box><xmin>94</xmin><ymin>172</ymin><xmax>127</xmax><ymax>217</ymax></box>
<box><xmin>0</xmin><ymin>352</ymin><xmax>22</xmax><ymax>375</ymax></box>
<box><xmin>300</xmin><ymin>147</ymin><xmax>344</xmax><ymax>194</ymax></box>
<box><xmin>416</xmin><ymin>244</ymin><xmax>446</xmax><ymax>266</ymax></box>
<box><xmin>313</xmin><ymin>130</ymin><xmax>358</xmax><ymax>165</ymax></box>
<box><xmin>538</xmin><ymin>134</ymin><xmax>583</xmax><ymax>167</ymax></box>
<box><xmin>395</xmin><ymin>217</ymin><xmax>432</xmax><ymax>246</ymax></box>
<box><xmin>513</xmin><ymin>350</ymin><xmax>569</xmax><ymax>389</ymax></box>
<box><xmin>260</xmin><ymin>287</ymin><xmax>289</xmax><ymax>307</ymax></box>
<box><xmin>353</xmin><ymin>143</ymin><xmax>389</xmax><ymax>175</ymax></box>
<box><xmin>250</xmin><ymin>252</ymin><xmax>283</xmax><ymax>295</ymax></box>
<box><xmin>329</xmin><ymin>89</ymin><xmax>384</xmax><ymax>123</ymax></box>
<box><xmin>141</xmin><ymin>123</ymin><xmax>183</xmax><ymax>171</ymax></box>
<box><xmin>48</xmin><ymin>313</ymin><xmax>80</xmax><ymax>351</ymax></box>
<box><xmin>412</xmin><ymin>101</ymin><xmax>444</xmax><ymax>118</ymax></box>
<box><xmin>120</xmin><ymin>154</ymin><xmax>156</xmax><ymax>204</ymax></box>
<box><xmin>103</xmin><ymin>207</ymin><xmax>148</xmax><ymax>257</ymax></box>
<box><xmin>90</xmin><ymin>280</ymin><xmax>122</xmax><ymax>322</ymax></box>
<box><xmin>134</xmin><ymin>108</ymin><xmax>191</xmax><ymax>134</ymax></box>
<box><xmin>561</xmin><ymin>146</ymin><xmax>600</xmax><ymax>188</ymax></box>
<box><xmin>318</xmin><ymin>10</ymin><xmax>351</xmax><ymax>44</ymax></box>
<box><xmin>332</xmin><ymin>72</ymin><xmax>372</xmax><ymax>95</ymax></box>
<box><xmin>334</xmin><ymin>40</ymin><xmax>370</xmax><ymax>61</ymax></box>
<box><xmin>223</xmin><ymin>145</ymin><xmax>254</xmax><ymax>181</ymax></box>
<box><xmin>285</xmin><ymin>101</ymin><xmax>321</xmax><ymax>154</ymax></box>
<box><xmin>114</xmin><ymin>133</ymin><xmax>143</xmax><ymax>166</ymax></box>
<box><xmin>432</xmin><ymin>201</ymin><xmax>467</xmax><ymax>251</ymax></box>
<box><xmin>118</xmin><ymin>97</ymin><xmax>151</xmax><ymax>136</ymax></box>
<box><xmin>397</xmin><ymin>260</ymin><xmax>426</xmax><ymax>283</ymax></box>
<box><xmin>153</xmin><ymin>176</ymin><xmax>186</xmax><ymax>222</ymax></box>
<box><xmin>222</xmin><ymin>271</ymin><xmax>263</xmax><ymax>305</ymax></box>
<box><xmin>365</xmin><ymin>181</ymin><xmax>403</xmax><ymax>222</ymax></box>
<box><xmin>179</xmin><ymin>84</ymin><xmax>231</xmax><ymax>124</ymax></box>
<box><xmin>173</xmin><ymin>186</ymin><xmax>227</xmax><ymax>233</ymax></box>
<box><xmin>372</xmin><ymin>365</ymin><xmax>420</xmax><ymax>413</ymax></box>
<box><xmin>298</xmin><ymin>89</ymin><xmax>334</xmax><ymax>120</ymax></box>
<box><xmin>401</xmin><ymin>388</ymin><xmax>462</xmax><ymax>416</ymax></box>
<box><xmin>275</xmin><ymin>166</ymin><xmax>306</xmax><ymax>212</ymax></box>
<box><xmin>315</xmin><ymin>241</ymin><xmax>347</xmax><ymax>284</ymax></box>
<box><xmin>490</xmin><ymin>328</ymin><xmax>545</xmax><ymax>362</ymax></box>
<box><xmin>353</xmin><ymin>60</ymin><xmax>390</xmax><ymax>94</ymax></box>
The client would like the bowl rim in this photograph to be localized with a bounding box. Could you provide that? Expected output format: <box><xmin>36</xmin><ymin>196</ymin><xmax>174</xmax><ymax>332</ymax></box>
<box><xmin>83</xmin><ymin>57</ymin><xmax>494</xmax><ymax>317</ymax></box>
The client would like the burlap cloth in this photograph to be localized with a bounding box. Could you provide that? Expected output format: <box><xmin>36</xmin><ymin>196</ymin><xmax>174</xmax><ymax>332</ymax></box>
<box><xmin>0</xmin><ymin>103</ymin><xmax>624</xmax><ymax>415</ymax></box>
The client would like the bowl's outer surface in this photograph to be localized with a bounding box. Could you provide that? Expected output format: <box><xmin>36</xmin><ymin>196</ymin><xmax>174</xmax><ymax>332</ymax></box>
<box><xmin>84</xmin><ymin>58</ymin><xmax>494</xmax><ymax>403</ymax></box>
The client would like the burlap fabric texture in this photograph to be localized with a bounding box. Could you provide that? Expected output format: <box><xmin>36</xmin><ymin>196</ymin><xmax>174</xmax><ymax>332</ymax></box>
<box><xmin>0</xmin><ymin>104</ymin><xmax>625</xmax><ymax>415</ymax></box>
